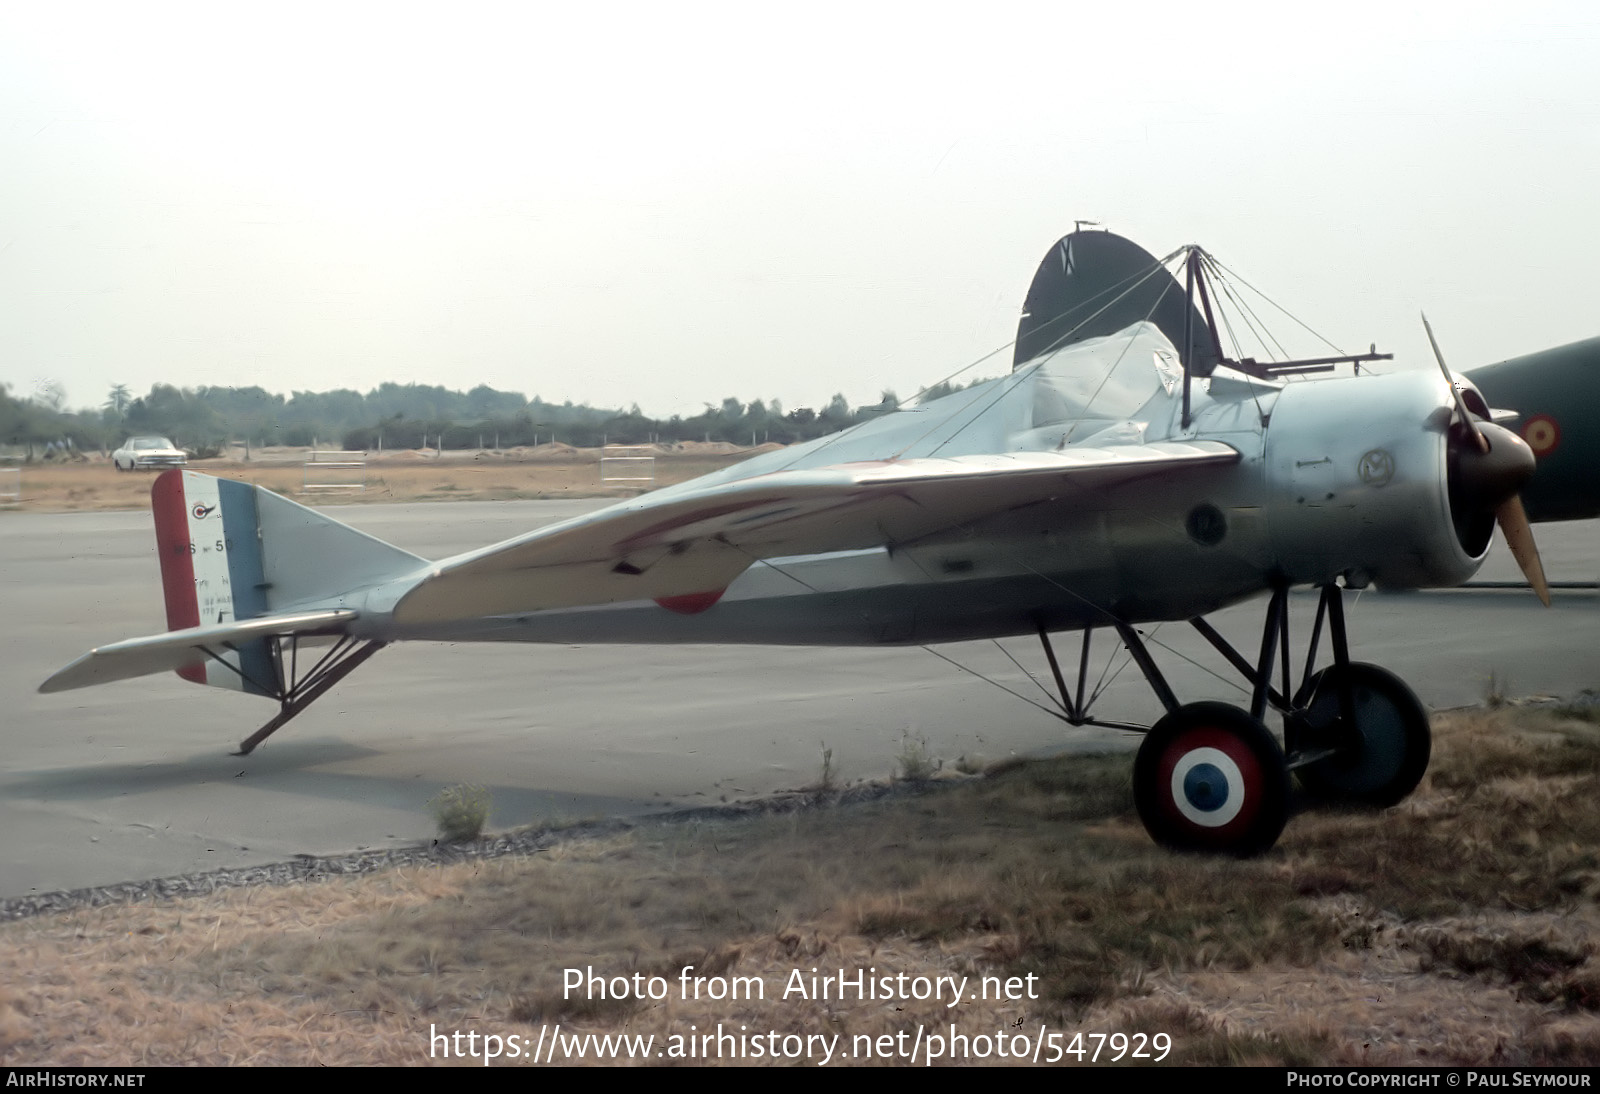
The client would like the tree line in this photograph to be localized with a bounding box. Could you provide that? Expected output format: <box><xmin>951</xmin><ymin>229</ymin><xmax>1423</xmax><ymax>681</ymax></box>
<box><xmin>0</xmin><ymin>378</ymin><xmax>973</xmax><ymax>459</ymax></box>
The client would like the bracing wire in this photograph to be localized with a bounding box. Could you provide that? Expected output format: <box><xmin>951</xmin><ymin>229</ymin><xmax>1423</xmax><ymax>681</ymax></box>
<box><xmin>990</xmin><ymin>638</ymin><xmax>1068</xmax><ymax>712</ymax></box>
<box><xmin>1143</xmin><ymin>631</ymin><xmax>1252</xmax><ymax>698</ymax></box>
<box><xmin>1207</xmin><ymin>269</ymin><xmax>1278</xmax><ymax>362</ymax></box>
<box><xmin>1058</xmin><ymin>273</ymin><xmax>1178</xmax><ymax>445</ymax></box>
<box><xmin>723</xmin><ymin>535</ymin><xmax>1076</xmax><ymax>722</ymax></box>
<box><xmin>1205</xmin><ymin>254</ymin><xmax>1347</xmax><ymax>356</ymax></box>
<box><xmin>896</xmin><ymin>251</ymin><xmax>1187</xmax><ymax>458</ymax></box>
<box><xmin>1204</xmin><ymin>255</ymin><xmax>1293</xmax><ymax>364</ymax></box>
<box><xmin>900</xmin><ymin>246</ymin><xmax>1182</xmax><ymax>410</ymax></box>
<box><xmin>917</xmin><ymin>645</ymin><xmax>1075</xmax><ymax>722</ymax></box>
<box><xmin>1026</xmin><ymin>247</ymin><xmax>1187</xmax><ymax>361</ymax></box>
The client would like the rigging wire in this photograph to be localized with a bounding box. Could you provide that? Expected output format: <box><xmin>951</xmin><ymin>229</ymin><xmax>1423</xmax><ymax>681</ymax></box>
<box><xmin>722</xmin><ymin>506</ymin><xmax>1164</xmax><ymax>727</ymax></box>
<box><xmin>762</xmin><ymin>254</ymin><xmax>1171</xmax><ymax>474</ymax></box>
<box><xmin>1026</xmin><ymin>246</ymin><xmax>1187</xmax><ymax>361</ymax></box>
<box><xmin>917</xmin><ymin>645</ymin><xmax>1075</xmax><ymax>722</ymax></box>
<box><xmin>1206</xmin><ymin>270</ymin><xmax>1294</xmax><ymax>426</ymax></box>
<box><xmin>725</xmin><ymin>538</ymin><xmax>1075</xmax><ymax>722</ymax></box>
<box><xmin>909</xmin><ymin>258</ymin><xmax>1183</xmax><ymax>461</ymax></box>
<box><xmin>1143</xmin><ymin>631</ymin><xmax>1253</xmax><ymax>699</ymax></box>
<box><xmin>989</xmin><ymin>638</ymin><xmax>1069</xmax><ymax>713</ymax></box>
<box><xmin>1059</xmin><ymin>273</ymin><xmax>1177</xmax><ymax>446</ymax></box>
<box><xmin>1205</xmin><ymin>254</ymin><xmax>1348</xmax><ymax>357</ymax></box>
<box><xmin>1207</xmin><ymin>266</ymin><xmax>1280</xmax><ymax>362</ymax></box>
<box><xmin>897</xmin><ymin>246</ymin><xmax>1181</xmax><ymax>413</ymax></box>
<box><xmin>892</xmin><ymin>250</ymin><xmax>1185</xmax><ymax>460</ymax></box>
<box><xmin>900</xmin><ymin>243</ymin><xmax>1186</xmax><ymax>422</ymax></box>
<box><xmin>760</xmin><ymin>412</ymin><xmax>882</xmax><ymax>477</ymax></box>
<box><xmin>1176</xmin><ymin>252</ymin><xmax>1273</xmax><ymax>421</ymax></box>
<box><xmin>898</xmin><ymin>360</ymin><xmax>1037</xmax><ymax>460</ymax></box>
<box><xmin>1087</xmin><ymin>625</ymin><xmax>1152</xmax><ymax>710</ymax></box>
<box><xmin>1203</xmin><ymin>254</ymin><xmax>1294</xmax><ymax>364</ymax></box>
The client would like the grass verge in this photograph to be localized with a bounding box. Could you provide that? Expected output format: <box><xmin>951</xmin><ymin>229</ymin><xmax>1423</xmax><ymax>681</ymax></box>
<box><xmin>3</xmin><ymin>704</ymin><xmax>1599</xmax><ymax>1065</ymax></box>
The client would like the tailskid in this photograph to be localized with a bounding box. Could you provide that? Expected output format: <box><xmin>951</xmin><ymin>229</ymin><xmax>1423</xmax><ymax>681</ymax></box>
<box><xmin>233</xmin><ymin>635</ymin><xmax>388</xmax><ymax>755</ymax></box>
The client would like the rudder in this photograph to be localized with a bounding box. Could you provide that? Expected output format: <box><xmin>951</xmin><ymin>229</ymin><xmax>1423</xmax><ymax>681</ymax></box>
<box><xmin>150</xmin><ymin>470</ymin><xmax>425</xmax><ymax>695</ymax></box>
<box><xmin>152</xmin><ymin>470</ymin><xmax>277</xmax><ymax>693</ymax></box>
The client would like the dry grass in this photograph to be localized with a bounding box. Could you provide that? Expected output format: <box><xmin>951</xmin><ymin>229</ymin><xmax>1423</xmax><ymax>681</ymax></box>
<box><xmin>3</xmin><ymin>704</ymin><xmax>1600</xmax><ymax>1065</ymax></box>
<box><xmin>0</xmin><ymin>448</ymin><xmax>758</xmax><ymax>512</ymax></box>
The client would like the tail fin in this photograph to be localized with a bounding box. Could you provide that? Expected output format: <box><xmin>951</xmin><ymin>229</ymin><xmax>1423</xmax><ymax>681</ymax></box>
<box><xmin>147</xmin><ymin>470</ymin><xmax>423</xmax><ymax>694</ymax></box>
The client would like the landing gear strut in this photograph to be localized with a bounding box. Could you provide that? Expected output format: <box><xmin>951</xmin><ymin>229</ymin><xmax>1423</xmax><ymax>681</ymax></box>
<box><xmin>1031</xmin><ymin>580</ymin><xmax>1431</xmax><ymax>856</ymax></box>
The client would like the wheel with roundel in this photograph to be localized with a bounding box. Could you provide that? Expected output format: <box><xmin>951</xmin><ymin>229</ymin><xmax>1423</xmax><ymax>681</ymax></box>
<box><xmin>1287</xmin><ymin>662</ymin><xmax>1430</xmax><ymax>807</ymax></box>
<box><xmin>1133</xmin><ymin>701</ymin><xmax>1290</xmax><ymax>856</ymax></box>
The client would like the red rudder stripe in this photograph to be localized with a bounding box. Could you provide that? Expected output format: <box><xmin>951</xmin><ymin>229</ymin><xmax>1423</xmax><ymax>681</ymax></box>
<box><xmin>151</xmin><ymin>470</ymin><xmax>203</xmax><ymax>683</ymax></box>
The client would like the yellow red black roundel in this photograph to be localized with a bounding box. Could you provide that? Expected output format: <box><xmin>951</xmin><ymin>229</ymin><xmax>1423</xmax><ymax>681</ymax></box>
<box><xmin>1521</xmin><ymin>414</ymin><xmax>1560</xmax><ymax>457</ymax></box>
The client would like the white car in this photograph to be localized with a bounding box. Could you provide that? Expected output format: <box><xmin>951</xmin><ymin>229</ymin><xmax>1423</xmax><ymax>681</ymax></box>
<box><xmin>112</xmin><ymin>436</ymin><xmax>188</xmax><ymax>471</ymax></box>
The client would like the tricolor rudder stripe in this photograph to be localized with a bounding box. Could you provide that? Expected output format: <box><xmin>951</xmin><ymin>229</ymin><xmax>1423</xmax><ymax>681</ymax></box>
<box><xmin>150</xmin><ymin>470</ymin><xmax>278</xmax><ymax>695</ymax></box>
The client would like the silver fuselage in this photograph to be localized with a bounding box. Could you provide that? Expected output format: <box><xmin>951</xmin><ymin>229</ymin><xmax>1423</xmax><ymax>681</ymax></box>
<box><xmin>353</xmin><ymin>328</ymin><xmax>1478</xmax><ymax>649</ymax></box>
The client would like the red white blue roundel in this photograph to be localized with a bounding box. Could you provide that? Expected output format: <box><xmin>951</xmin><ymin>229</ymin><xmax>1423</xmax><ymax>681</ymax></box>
<box><xmin>1154</xmin><ymin>728</ymin><xmax>1265</xmax><ymax>838</ymax></box>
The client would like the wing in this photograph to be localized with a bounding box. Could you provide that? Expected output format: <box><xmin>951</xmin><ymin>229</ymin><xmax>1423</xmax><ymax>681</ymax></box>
<box><xmin>389</xmin><ymin>441</ymin><xmax>1239</xmax><ymax>623</ymax></box>
<box><xmin>39</xmin><ymin>440</ymin><xmax>1238</xmax><ymax>693</ymax></box>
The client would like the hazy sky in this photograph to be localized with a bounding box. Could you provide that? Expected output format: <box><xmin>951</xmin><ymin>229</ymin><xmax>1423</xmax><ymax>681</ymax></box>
<box><xmin>2</xmin><ymin>2</ymin><xmax>1596</xmax><ymax>419</ymax></box>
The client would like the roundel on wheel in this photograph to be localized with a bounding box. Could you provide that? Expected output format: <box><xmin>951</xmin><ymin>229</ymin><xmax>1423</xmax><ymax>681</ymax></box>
<box><xmin>1153</xmin><ymin>727</ymin><xmax>1265</xmax><ymax>840</ymax></box>
<box><xmin>1521</xmin><ymin>414</ymin><xmax>1560</xmax><ymax>458</ymax></box>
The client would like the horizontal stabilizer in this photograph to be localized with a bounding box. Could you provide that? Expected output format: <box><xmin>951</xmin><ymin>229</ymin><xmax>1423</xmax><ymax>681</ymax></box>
<box><xmin>392</xmin><ymin>441</ymin><xmax>1239</xmax><ymax>623</ymax></box>
<box><xmin>38</xmin><ymin>610</ymin><xmax>357</xmax><ymax>694</ymax></box>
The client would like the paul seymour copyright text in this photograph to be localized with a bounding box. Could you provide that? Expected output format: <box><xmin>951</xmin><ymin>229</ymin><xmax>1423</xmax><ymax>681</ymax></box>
<box><xmin>427</xmin><ymin>963</ymin><xmax>1175</xmax><ymax>1064</ymax></box>
<box><xmin>1288</xmin><ymin>1077</ymin><xmax>1590</xmax><ymax>1088</ymax></box>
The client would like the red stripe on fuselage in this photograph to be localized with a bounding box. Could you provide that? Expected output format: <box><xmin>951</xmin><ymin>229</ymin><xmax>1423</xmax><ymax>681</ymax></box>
<box><xmin>151</xmin><ymin>471</ymin><xmax>204</xmax><ymax>683</ymax></box>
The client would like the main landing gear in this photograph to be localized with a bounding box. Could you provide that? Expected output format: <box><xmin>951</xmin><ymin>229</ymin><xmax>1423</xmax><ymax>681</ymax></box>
<box><xmin>1031</xmin><ymin>581</ymin><xmax>1430</xmax><ymax>856</ymax></box>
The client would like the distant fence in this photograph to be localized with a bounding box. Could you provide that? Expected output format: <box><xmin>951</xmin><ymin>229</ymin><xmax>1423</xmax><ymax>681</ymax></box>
<box><xmin>599</xmin><ymin>445</ymin><xmax>655</xmax><ymax>486</ymax></box>
<box><xmin>301</xmin><ymin>450</ymin><xmax>367</xmax><ymax>493</ymax></box>
<box><xmin>0</xmin><ymin>467</ymin><xmax>17</xmax><ymax>504</ymax></box>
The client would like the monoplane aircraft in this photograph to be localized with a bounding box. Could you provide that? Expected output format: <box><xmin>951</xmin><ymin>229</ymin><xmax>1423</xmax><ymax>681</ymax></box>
<box><xmin>40</xmin><ymin>229</ymin><xmax>1550</xmax><ymax>856</ymax></box>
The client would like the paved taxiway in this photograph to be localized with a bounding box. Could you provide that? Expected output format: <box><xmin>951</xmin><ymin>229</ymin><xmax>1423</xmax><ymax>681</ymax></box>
<box><xmin>2</xmin><ymin>500</ymin><xmax>1595</xmax><ymax>900</ymax></box>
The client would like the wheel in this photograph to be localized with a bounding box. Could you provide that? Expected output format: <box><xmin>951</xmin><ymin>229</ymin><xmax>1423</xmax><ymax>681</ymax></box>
<box><xmin>1133</xmin><ymin>701</ymin><xmax>1290</xmax><ymax>857</ymax></box>
<box><xmin>1287</xmin><ymin>662</ymin><xmax>1430</xmax><ymax>807</ymax></box>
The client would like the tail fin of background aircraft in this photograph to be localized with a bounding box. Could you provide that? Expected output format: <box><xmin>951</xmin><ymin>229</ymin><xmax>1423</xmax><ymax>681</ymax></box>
<box><xmin>1015</xmin><ymin>229</ymin><xmax>1219</xmax><ymax>375</ymax></box>
<box><xmin>134</xmin><ymin>470</ymin><xmax>425</xmax><ymax>694</ymax></box>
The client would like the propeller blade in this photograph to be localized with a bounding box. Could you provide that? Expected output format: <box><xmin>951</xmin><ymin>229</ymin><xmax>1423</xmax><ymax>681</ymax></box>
<box><xmin>1495</xmin><ymin>494</ymin><xmax>1551</xmax><ymax>607</ymax></box>
<box><xmin>1422</xmin><ymin>312</ymin><xmax>1489</xmax><ymax>453</ymax></box>
<box><xmin>1423</xmin><ymin>315</ymin><xmax>1548</xmax><ymax>605</ymax></box>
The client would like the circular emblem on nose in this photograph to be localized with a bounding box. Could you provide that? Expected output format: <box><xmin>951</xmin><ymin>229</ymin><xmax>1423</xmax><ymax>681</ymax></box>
<box><xmin>1358</xmin><ymin>449</ymin><xmax>1394</xmax><ymax>487</ymax></box>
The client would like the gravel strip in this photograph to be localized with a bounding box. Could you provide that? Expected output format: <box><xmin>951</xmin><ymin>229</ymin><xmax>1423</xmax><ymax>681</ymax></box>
<box><xmin>0</xmin><ymin>779</ymin><xmax>925</xmax><ymax>922</ymax></box>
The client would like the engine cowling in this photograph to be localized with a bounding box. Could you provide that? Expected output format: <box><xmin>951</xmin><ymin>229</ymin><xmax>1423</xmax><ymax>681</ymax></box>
<box><xmin>1264</xmin><ymin>370</ymin><xmax>1534</xmax><ymax>589</ymax></box>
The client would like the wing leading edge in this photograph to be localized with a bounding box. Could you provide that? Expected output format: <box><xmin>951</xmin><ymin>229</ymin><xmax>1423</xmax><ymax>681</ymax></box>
<box><xmin>389</xmin><ymin>440</ymin><xmax>1240</xmax><ymax>624</ymax></box>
